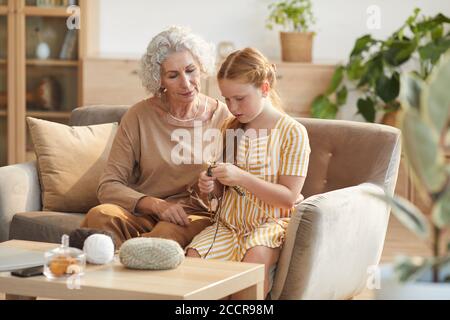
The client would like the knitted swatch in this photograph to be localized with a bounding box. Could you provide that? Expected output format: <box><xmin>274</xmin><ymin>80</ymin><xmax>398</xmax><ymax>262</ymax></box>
<box><xmin>119</xmin><ymin>237</ymin><xmax>185</xmax><ymax>270</ymax></box>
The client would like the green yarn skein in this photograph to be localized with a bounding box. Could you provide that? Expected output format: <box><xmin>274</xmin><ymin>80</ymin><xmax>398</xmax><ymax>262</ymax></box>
<box><xmin>119</xmin><ymin>237</ymin><xmax>185</xmax><ymax>270</ymax></box>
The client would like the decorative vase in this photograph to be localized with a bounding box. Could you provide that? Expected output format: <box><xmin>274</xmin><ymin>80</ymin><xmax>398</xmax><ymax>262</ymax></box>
<box><xmin>36</xmin><ymin>42</ymin><xmax>51</xmax><ymax>60</ymax></box>
<box><xmin>280</xmin><ymin>32</ymin><xmax>314</xmax><ymax>63</ymax></box>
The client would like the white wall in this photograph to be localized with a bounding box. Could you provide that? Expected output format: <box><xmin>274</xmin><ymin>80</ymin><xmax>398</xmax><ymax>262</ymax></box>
<box><xmin>98</xmin><ymin>0</ymin><xmax>450</xmax><ymax>62</ymax></box>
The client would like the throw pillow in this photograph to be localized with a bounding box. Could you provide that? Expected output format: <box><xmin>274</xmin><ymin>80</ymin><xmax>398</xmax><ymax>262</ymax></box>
<box><xmin>27</xmin><ymin>117</ymin><xmax>118</xmax><ymax>213</ymax></box>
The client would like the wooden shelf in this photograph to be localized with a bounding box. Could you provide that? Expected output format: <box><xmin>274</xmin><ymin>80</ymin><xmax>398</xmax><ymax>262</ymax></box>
<box><xmin>26</xmin><ymin>111</ymin><xmax>72</xmax><ymax>119</ymax></box>
<box><xmin>24</xmin><ymin>6</ymin><xmax>73</xmax><ymax>17</ymax></box>
<box><xmin>0</xmin><ymin>110</ymin><xmax>6</xmax><ymax>117</ymax></box>
<box><xmin>0</xmin><ymin>6</ymin><xmax>7</xmax><ymax>15</ymax></box>
<box><xmin>0</xmin><ymin>59</ymin><xmax>6</xmax><ymax>65</ymax></box>
<box><xmin>27</xmin><ymin>59</ymin><xmax>79</xmax><ymax>67</ymax></box>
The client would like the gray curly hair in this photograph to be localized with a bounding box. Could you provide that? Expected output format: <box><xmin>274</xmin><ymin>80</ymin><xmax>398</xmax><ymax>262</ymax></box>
<box><xmin>139</xmin><ymin>26</ymin><xmax>216</xmax><ymax>95</ymax></box>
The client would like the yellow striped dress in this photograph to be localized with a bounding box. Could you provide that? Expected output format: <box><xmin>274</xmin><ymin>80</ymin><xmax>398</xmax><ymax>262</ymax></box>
<box><xmin>187</xmin><ymin>115</ymin><xmax>311</xmax><ymax>261</ymax></box>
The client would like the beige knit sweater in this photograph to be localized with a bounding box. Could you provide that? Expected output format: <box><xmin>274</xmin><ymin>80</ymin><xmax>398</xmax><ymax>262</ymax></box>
<box><xmin>97</xmin><ymin>95</ymin><xmax>230</xmax><ymax>214</ymax></box>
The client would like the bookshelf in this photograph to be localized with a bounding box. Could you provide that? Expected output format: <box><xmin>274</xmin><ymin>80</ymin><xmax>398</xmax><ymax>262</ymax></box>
<box><xmin>0</xmin><ymin>0</ymin><xmax>13</xmax><ymax>166</ymax></box>
<box><xmin>0</xmin><ymin>0</ymin><xmax>97</xmax><ymax>165</ymax></box>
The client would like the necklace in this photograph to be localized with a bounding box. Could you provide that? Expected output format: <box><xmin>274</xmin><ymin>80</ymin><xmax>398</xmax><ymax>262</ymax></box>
<box><xmin>165</xmin><ymin>95</ymin><xmax>202</xmax><ymax>122</ymax></box>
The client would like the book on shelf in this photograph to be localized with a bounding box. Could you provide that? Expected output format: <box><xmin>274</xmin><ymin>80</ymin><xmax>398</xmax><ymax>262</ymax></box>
<box><xmin>36</xmin><ymin>0</ymin><xmax>77</xmax><ymax>8</ymax></box>
<box><xmin>59</xmin><ymin>29</ymin><xmax>77</xmax><ymax>60</ymax></box>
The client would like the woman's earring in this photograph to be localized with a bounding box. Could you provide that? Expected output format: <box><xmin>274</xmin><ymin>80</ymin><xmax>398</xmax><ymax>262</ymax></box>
<box><xmin>160</xmin><ymin>87</ymin><xmax>167</xmax><ymax>94</ymax></box>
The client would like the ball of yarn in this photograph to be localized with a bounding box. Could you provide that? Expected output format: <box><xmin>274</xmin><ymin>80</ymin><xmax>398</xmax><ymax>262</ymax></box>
<box><xmin>69</xmin><ymin>228</ymin><xmax>117</xmax><ymax>250</ymax></box>
<box><xmin>119</xmin><ymin>237</ymin><xmax>184</xmax><ymax>270</ymax></box>
<box><xmin>83</xmin><ymin>234</ymin><xmax>115</xmax><ymax>265</ymax></box>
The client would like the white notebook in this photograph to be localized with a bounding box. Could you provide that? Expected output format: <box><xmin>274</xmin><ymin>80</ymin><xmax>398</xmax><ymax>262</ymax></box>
<box><xmin>0</xmin><ymin>247</ymin><xmax>45</xmax><ymax>272</ymax></box>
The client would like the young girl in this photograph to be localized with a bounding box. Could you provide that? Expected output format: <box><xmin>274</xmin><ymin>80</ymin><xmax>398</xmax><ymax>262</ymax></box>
<box><xmin>186</xmin><ymin>48</ymin><xmax>311</xmax><ymax>299</ymax></box>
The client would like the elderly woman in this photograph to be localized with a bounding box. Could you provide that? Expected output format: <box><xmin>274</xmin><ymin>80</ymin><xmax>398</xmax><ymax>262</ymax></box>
<box><xmin>81</xmin><ymin>26</ymin><xmax>230</xmax><ymax>248</ymax></box>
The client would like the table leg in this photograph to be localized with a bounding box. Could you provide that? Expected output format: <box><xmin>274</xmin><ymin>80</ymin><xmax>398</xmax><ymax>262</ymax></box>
<box><xmin>5</xmin><ymin>294</ymin><xmax>37</xmax><ymax>300</ymax></box>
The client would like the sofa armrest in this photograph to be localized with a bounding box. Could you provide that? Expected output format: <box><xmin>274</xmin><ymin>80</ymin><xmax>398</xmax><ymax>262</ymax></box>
<box><xmin>0</xmin><ymin>161</ymin><xmax>42</xmax><ymax>242</ymax></box>
<box><xmin>271</xmin><ymin>183</ymin><xmax>390</xmax><ymax>300</ymax></box>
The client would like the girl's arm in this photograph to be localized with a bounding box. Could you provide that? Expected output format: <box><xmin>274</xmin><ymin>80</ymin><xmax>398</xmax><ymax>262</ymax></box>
<box><xmin>212</xmin><ymin>164</ymin><xmax>305</xmax><ymax>209</ymax></box>
<box><xmin>241</xmin><ymin>172</ymin><xmax>305</xmax><ymax>209</ymax></box>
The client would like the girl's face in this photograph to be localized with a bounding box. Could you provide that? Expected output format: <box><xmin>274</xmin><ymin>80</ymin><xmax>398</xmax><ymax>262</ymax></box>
<box><xmin>160</xmin><ymin>50</ymin><xmax>201</xmax><ymax>104</ymax></box>
<box><xmin>218</xmin><ymin>78</ymin><xmax>266</xmax><ymax>124</ymax></box>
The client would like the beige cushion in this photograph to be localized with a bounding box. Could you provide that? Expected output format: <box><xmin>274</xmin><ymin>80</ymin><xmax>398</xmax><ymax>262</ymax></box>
<box><xmin>26</xmin><ymin>117</ymin><xmax>118</xmax><ymax>213</ymax></box>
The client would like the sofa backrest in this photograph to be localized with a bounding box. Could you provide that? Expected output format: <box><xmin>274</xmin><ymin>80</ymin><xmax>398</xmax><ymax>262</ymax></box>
<box><xmin>70</xmin><ymin>105</ymin><xmax>401</xmax><ymax>198</ymax></box>
<box><xmin>69</xmin><ymin>105</ymin><xmax>130</xmax><ymax>126</ymax></box>
<box><xmin>299</xmin><ymin>118</ymin><xmax>401</xmax><ymax>198</ymax></box>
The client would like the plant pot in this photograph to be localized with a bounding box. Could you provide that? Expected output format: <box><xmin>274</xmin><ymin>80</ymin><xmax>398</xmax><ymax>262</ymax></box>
<box><xmin>380</xmin><ymin>110</ymin><xmax>399</xmax><ymax>127</ymax></box>
<box><xmin>375</xmin><ymin>264</ymin><xmax>450</xmax><ymax>300</ymax></box>
<box><xmin>280</xmin><ymin>32</ymin><xmax>314</xmax><ymax>63</ymax></box>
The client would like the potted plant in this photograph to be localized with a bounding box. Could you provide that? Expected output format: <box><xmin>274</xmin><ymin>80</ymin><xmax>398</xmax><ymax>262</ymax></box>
<box><xmin>266</xmin><ymin>0</ymin><xmax>316</xmax><ymax>62</ymax></box>
<box><xmin>371</xmin><ymin>51</ymin><xmax>450</xmax><ymax>299</ymax></box>
<box><xmin>312</xmin><ymin>8</ymin><xmax>450</xmax><ymax>123</ymax></box>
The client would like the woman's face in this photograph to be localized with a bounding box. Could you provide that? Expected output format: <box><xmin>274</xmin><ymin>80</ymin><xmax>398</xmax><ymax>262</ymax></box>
<box><xmin>160</xmin><ymin>50</ymin><xmax>201</xmax><ymax>104</ymax></box>
<box><xmin>218</xmin><ymin>78</ymin><xmax>265</xmax><ymax>124</ymax></box>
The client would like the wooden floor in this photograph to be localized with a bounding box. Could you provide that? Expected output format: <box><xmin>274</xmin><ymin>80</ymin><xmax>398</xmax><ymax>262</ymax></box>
<box><xmin>0</xmin><ymin>215</ymin><xmax>442</xmax><ymax>300</ymax></box>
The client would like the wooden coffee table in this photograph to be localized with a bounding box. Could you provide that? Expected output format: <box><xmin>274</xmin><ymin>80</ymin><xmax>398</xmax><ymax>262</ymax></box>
<box><xmin>0</xmin><ymin>240</ymin><xmax>264</xmax><ymax>300</ymax></box>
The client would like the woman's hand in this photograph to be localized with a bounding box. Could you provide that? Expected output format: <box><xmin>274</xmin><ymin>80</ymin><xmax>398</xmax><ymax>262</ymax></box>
<box><xmin>198</xmin><ymin>171</ymin><xmax>216</xmax><ymax>194</ymax></box>
<box><xmin>211</xmin><ymin>163</ymin><xmax>248</xmax><ymax>187</ymax></box>
<box><xmin>154</xmin><ymin>200</ymin><xmax>190</xmax><ymax>226</ymax></box>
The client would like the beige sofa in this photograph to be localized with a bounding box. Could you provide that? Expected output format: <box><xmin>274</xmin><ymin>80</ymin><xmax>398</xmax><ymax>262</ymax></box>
<box><xmin>0</xmin><ymin>105</ymin><xmax>401</xmax><ymax>299</ymax></box>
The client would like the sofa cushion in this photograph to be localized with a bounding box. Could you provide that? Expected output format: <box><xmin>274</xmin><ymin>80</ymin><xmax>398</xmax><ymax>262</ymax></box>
<box><xmin>26</xmin><ymin>117</ymin><xmax>118</xmax><ymax>213</ymax></box>
<box><xmin>9</xmin><ymin>211</ymin><xmax>85</xmax><ymax>244</ymax></box>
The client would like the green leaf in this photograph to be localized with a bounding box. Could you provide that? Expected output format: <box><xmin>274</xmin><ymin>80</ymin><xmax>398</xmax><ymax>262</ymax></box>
<box><xmin>325</xmin><ymin>66</ymin><xmax>344</xmax><ymax>95</ymax></box>
<box><xmin>357</xmin><ymin>97</ymin><xmax>376</xmax><ymax>122</ymax></box>
<box><xmin>431</xmin><ymin>186</ymin><xmax>450</xmax><ymax>228</ymax></box>
<box><xmin>394</xmin><ymin>256</ymin><xmax>431</xmax><ymax>282</ymax></box>
<box><xmin>336</xmin><ymin>86</ymin><xmax>348</xmax><ymax>106</ymax></box>
<box><xmin>402</xmin><ymin>110</ymin><xmax>447</xmax><ymax>194</ymax></box>
<box><xmin>350</xmin><ymin>35</ymin><xmax>375</xmax><ymax>57</ymax></box>
<box><xmin>418</xmin><ymin>39</ymin><xmax>450</xmax><ymax>65</ymax></box>
<box><xmin>384</xmin><ymin>40</ymin><xmax>417</xmax><ymax>66</ymax></box>
<box><xmin>416</xmin><ymin>13</ymin><xmax>450</xmax><ymax>34</ymax></box>
<box><xmin>431</xmin><ymin>25</ymin><xmax>444</xmax><ymax>42</ymax></box>
<box><xmin>376</xmin><ymin>72</ymin><xmax>400</xmax><ymax>103</ymax></box>
<box><xmin>311</xmin><ymin>95</ymin><xmax>338</xmax><ymax>119</ymax></box>
<box><xmin>357</xmin><ymin>54</ymin><xmax>383</xmax><ymax>88</ymax></box>
<box><xmin>368</xmin><ymin>192</ymin><xmax>430</xmax><ymax>239</ymax></box>
<box><xmin>266</xmin><ymin>0</ymin><xmax>316</xmax><ymax>32</ymax></box>
<box><xmin>435</xmin><ymin>13</ymin><xmax>450</xmax><ymax>23</ymax></box>
<box><xmin>400</xmin><ymin>73</ymin><xmax>424</xmax><ymax>110</ymax></box>
<box><xmin>347</xmin><ymin>57</ymin><xmax>364</xmax><ymax>81</ymax></box>
<box><xmin>384</xmin><ymin>100</ymin><xmax>401</xmax><ymax>113</ymax></box>
<box><xmin>422</xmin><ymin>50</ymin><xmax>450</xmax><ymax>133</ymax></box>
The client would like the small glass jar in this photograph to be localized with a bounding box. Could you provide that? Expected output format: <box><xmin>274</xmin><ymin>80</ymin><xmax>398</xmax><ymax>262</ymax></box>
<box><xmin>44</xmin><ymin>234</ymin><xmax>86</xmax><ymax>280</ymax></box>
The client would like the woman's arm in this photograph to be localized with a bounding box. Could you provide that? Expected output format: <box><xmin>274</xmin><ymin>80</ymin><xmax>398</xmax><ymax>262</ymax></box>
<box><xmin>198</xmin><ymin>171</ymin><xmax>224</xmax><ymax>199</ymax></box>
<box><xmin>136</xmin><ymin>196</ymin><xmax>190</xmax><ymax>226</ymax></box>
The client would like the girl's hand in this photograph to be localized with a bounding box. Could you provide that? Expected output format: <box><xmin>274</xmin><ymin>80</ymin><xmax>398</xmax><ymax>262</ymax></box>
<box><xmin>198</xmin><ymin>170</ymin><xmax>216</xmax><ymax>194</ymax></box>
<box><xmin>211</xmin><ymin>163</ymin><xmax>247</xmax><ymax>187</ymax></box>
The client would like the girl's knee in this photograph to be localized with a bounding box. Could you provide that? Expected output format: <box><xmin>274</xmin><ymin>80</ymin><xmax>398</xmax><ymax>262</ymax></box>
<box><xmin>242</xmin><ymin>246</ymin><xmax>280</xmax><ymax>265</ymax></box>
<box><xmin>186</xmin><ymin>248</ymin><xmax>201</xmax><ymax>258</ymax></box>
